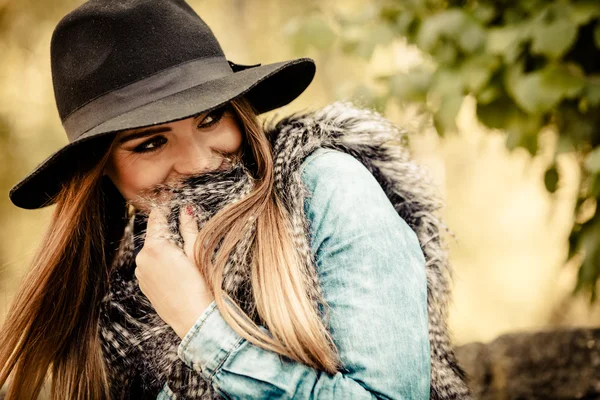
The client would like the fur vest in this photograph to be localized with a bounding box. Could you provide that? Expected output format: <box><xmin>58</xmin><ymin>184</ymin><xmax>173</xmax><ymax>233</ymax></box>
<box><xmin>99</xmin><ymin>101</ymin><xmax>470</xmax><ymax>399</ymax></box>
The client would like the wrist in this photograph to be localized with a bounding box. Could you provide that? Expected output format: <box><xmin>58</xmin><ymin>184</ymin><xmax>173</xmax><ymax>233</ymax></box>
<box><xmin>173</xmin><ymin>294</ymin><xmax>215</xmax><ymax>339</ymax></box>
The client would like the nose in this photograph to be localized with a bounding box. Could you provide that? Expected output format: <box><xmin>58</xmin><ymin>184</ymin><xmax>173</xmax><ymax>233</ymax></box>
<box><xmin>172</xmin><ymin>141</ymin><xmax>220</xmax><ymax>176</ymax></box>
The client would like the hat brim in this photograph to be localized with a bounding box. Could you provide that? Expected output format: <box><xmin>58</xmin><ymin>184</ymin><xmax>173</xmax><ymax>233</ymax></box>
<box><xmin>9</xmin><ymin>57</ymin><xmax>316</xmax><ymax>209</ymax></box>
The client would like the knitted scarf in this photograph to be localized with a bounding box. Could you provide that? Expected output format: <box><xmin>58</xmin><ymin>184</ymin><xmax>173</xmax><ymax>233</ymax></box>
<box><xmin>98</xmin><ymin>101</ymin><xmax>470</xmax><ymax>399</ymax></box>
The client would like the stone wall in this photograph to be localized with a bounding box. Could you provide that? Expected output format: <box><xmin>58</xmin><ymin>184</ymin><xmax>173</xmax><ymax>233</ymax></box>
<box><xmin>455</xmin><ymin>328</ymin><xmax>600</xmax><ymax>399</ymax></box>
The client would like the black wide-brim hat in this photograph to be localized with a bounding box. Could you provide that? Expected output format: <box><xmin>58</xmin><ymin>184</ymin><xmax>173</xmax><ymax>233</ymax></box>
<box><xmin>9</xmin><ymin>0</ymin><xmax>316</xmax><ymax>210</ymax></box>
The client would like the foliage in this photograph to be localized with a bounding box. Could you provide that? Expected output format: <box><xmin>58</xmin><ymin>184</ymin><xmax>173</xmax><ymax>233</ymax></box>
<box><xmin>286</xmin><ymin>0</ymin><xmax>600</xmax><ymax>301</ymax></box>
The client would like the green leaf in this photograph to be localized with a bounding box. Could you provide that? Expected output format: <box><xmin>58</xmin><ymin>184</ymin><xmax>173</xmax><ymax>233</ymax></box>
<box><xmin>433</xmin><ymin>40</ymin><xmax>458</xmax><ymax>65</ymax></box>
<box><xmin>477</xmin><ymin>96</ymin><xmax>531</xmax><ymax>130</ymax></box>
<box><xmin>531</xmin><ymin>18</ymin><xmax>578</xmax><ymax>59</ymax></box>
<box><xmin>430</xmin><ymin>68</ymin><xmax>464</xmax><ymax>99</ymax></box>
<box><xmin>416</xmin><ymin>9</ymin><xmax>485</xmax><ymax>62</ymax></box>
<box><xmin>582</xmin><ymin>216</ymin><xmax>600</xmax><ymax>259</ymax></box>
<box><xmin>505</xmin><ymin>130</ymin><xmax>523</xmax><ymax>151</ymax></box>
<box><xmin>591</xmin><ymin>173</ymin><xmax>600</xmax><ymax>198</ymax></box>
<box><xmin>475</xmin><ymin>97</ymin><xmax>506</xmax><ymax>129</ymax></box>
<box><xmin>556</xmin><ymin>104</ymin><xmax>596</xmax><ymax>145</ymax></box>
<box><xmin>476</xmin><ymin>95</ymin><xmax>543</xmax><ymax>155</ymax></box>
<box><xmin>283</xmin><ymin>16</ymin><xmax>336</xmax><ymax>53</ymax></box>
<box><xmin>505</xmin><ymin>7</ymin><xmax>527</xmax><ymax>24</ymax></box>
<box><xmin>433</xmin><ymin>95</ymin><xmax>464</xmax><ymax>135</ymax></box>
<box><xmin>556</xmin><ymin>136</ymin><xmax>575</xmax><ymax>154</ymax></box>
<box><xmin>545</xmin><ymin>64</ymin><xmax>586</xmax><ymax>98</ymax></box>
<box><xmin>379</xmin><ymin>4</ymin><xmax>402</xmax><ymax>23</ymax></box>
<box><xmin>487</xmin><ymin>25</ymin><xmax>528</xmax><ymax>62</ymax></box>
<box><xmin>339</xmin><ymin>26</ymin><xmax>363</xmax><ymax>55</ymax></box>
<box><xmin>520</xmin><ymin>131</ymin><xmax>540</xmax><ymax>156</ymax></box>
<box><xmin>519</xmin><ymin>0</ymin><xmax>548</xmax><ymax>14</ymax></box>
<box><xmin>584</xmin><ymin>147</ymin><xmax>600</xmax><ymax>173</ymax></box>
<box><xmin>370</xmin><ymin>23</ymin><xmax>396</xmax><ymax>47</ymax></box>
<box><xmin>477</xmin><ymin>85</ymin><xmax>502</xmax><ymax>105</ymax></box>
<box><xmin>584</xmin><ymin>77</ymin><xmax>600</xmax><ymax>107</ymax></box>
<box><xmin>283</xmin><ymin>19</ymin><xmax>307</xmax><ymax>54</ymax></box>
<box><xmin>569</xmin><ymin>2</ymin><xmax>600</xmax><ymax>25</ymax></box>
<box><xmin>568</xmin><ymin>228</ymin><xmax>581</xmax><ymax>260</ymax></box>
<box><xmin>460</xmin><ymin>55</ymin><xmax>501</xmax><ymax>93</ymax></box>
<box><xmin>359</xmin><ymin>3</ymin><xmax>380</xmax><ymax>22</ymax></box>
<box><xmin>342</xmin><ymin>23</ymin><xmax>396</xmax><ymax>59</ymax></box>
<box><xmin>457</xmin><ymin>22</ymin><xmax>486</xmax><ymax>54</ymax></box>
<box><xmin>471</xmin><ymin>3</ymin><xmax>496</xmax><ymax>24</ymax></box>
<box><xmin>388</xmin><ymin>69</ymin><xmax>433</xmax><ymax>102</ymax></box>
<box><xmin>506</xmin><ymin>63</ymin><xmax>585</xmax><ymax>114</ymax></box>
<box><xmin>577</xmin><ymin>255</ymin><xmax>599</xmax><ymax>302</ymax></box>
<box><xmin>303</xmin><ymin>15</ymin><xmax>336</xmax><ymax>50</ymax></box>
<box><xmin>395</xmin><ymin>10</ymin><xmax>415</xmax><ymax>35</ymax></box>
<box><xmin>576</xmin><ymin>216</ymin><xmax>600</xmax><ymax>301</ymax></box>
<box><xmin>544</xmin><ymin>166</ymin><xmax>559</xmax><ymax>193</ymax></box>
<box><xmin>342</xmin><ymin>3</ymin><xmax>380</xmax><ymax>25</ymax></box>
<box><xmin>417</xmin><ymin>10</ymin><xmax>466</xmax><ymax>52</ymax></box>
<box><xmin>595</xmin><ymin>23</ymin><xmax>600</xmax><ymax>50</ymax></box>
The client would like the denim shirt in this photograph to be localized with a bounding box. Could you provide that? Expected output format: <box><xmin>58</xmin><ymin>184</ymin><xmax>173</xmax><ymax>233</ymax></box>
<box><xmin>157</xmin><ymin>148</ymin><xmax>431</xmax><ymax>399</ymax></box>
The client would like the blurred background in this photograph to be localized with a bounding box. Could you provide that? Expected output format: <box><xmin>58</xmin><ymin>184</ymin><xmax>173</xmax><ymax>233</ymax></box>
<box><xmin>1</xmin><ymin>1</ymin><xmax>599</xmax><ymax>395</ymax></box>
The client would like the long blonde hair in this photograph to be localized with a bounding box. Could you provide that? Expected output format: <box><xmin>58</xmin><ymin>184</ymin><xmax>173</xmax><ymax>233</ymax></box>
<box><xmin>0</xmin><ymin>96</ymin><xmax>340</xmax><ymax>399</ymax></box>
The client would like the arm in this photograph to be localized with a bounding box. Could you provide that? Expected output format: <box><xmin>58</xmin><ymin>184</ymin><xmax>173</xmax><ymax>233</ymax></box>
<box><xmin>159</xmin><ymin>148</ymin><xmax>430</xmax><ymax>399</ymax></box>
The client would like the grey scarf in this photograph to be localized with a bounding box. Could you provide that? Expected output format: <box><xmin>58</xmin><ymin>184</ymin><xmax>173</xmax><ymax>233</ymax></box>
<box><xmin>98</xmin><ymin>101</ymin><xmax>470</xmax><ymax>399</ymax></box>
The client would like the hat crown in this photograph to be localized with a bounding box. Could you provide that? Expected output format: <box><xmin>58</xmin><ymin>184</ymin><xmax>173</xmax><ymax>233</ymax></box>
<box><xmin>51</xmin><ymin>0</ymin><xmax>227</xmax><ymax>121</ymax></box>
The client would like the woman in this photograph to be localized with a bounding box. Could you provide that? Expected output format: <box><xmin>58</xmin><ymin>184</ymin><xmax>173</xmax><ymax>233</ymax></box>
<box><xmin>0</xmin><ymin>0</ymin><xmax>469</xmax><ymax>399</ymax></box>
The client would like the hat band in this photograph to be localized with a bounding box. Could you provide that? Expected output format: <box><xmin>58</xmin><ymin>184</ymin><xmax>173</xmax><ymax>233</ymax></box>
<box><xmin>62</xmin><ymin>56</ymin><xmax>232</xmax><ymax>141</ymax></box>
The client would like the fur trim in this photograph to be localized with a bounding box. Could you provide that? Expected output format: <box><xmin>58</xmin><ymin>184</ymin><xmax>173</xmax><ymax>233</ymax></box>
<box><xmin>267</xmin><ymin>101</ymin><xmax>470</xmax><ymax>399</ymax></box>
<box><xmin>99</xmin><ymin>101</ymin><xmax>470</xmax><ymax>399</ymax></box>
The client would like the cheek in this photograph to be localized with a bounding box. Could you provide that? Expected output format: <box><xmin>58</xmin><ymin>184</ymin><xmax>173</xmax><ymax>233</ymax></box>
<box><xmin>107</xmin><ymin>151</ymin><xmax>170</xmax><ymax>203</ymax></box>
<box><xmin>217</xmin><ymin>117</ymin><xmax>244</xmax><ymax>153</ymax></box>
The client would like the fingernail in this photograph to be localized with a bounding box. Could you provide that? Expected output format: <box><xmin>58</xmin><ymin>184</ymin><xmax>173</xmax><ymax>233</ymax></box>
<box><xmin>185</xmin><ymin>205</ymin><xmax>194</xmax><ymax>216</ymax></box>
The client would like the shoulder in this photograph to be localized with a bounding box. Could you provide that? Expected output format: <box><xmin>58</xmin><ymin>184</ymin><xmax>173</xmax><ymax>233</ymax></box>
<box><xmin>299</xmin><ymin>148</ymin><xmax>422</xmax><ymax>257</ymax></box>
<box><xmin>299</xmin><ymin>148</ymin><xmax>397</xmax><ymax>223</ymax></box>
<box><xmin>301</xmin><ymin>147</ymin><xmax>371</xmax><ymax>178</ymax></box>
<box><xmin>300</xmin><ymin>148</ymin><xmax>376</xmax><ymax>192</ymax></box>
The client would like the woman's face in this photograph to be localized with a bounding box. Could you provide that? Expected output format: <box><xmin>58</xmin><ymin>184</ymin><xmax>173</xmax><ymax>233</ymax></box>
<box><xmin>106</xmin><ymin>105</ymin><xmax>243</xmax><ymax>209</ymax></box>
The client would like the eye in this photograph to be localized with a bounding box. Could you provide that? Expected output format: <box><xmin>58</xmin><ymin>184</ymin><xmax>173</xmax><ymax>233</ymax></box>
<box><xmin>132</xmin><ymin>136</ymin><xmax>167</xmax><ymax>153</ymax></box>
<box><xmin>198</xmin><ymin>107</ymin><xmax>228</xmax><ymax>129</ymax></box>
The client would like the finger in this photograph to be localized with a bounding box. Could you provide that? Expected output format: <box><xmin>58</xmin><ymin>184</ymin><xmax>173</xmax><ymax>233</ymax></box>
<box><xmin>180</xmin><ymin>205</ymin><xmax>199</xmax><ymax>261</ymax></box>
<box><xmin>144</xmin><ymin>207</ymin><xmax>171</xmax><ymax>246</ymax></box>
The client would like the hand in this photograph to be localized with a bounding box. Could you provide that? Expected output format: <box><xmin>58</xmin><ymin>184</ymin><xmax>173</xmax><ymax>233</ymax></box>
<box><xmin>135</xmin><ymin>206</ymin><xmax>215</xmax><ymax>339</ymax></box>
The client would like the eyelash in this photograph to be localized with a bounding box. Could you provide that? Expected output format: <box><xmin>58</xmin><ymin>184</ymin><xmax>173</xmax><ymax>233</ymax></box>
<box><xmin>132</xmin><ymin>107</ymin><xmax>228</xmax><ymax>154</ymax></box>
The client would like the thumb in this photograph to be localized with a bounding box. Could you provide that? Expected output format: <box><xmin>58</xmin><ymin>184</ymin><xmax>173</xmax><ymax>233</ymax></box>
<box><xmin>144</xmin><ymin>207</ymin><xmax>171</xmax><ymax>247</ymax></box>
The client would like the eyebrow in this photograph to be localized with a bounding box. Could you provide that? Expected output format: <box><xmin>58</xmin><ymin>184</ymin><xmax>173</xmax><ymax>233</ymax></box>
<box><xmin>118</xmin><ymin>126</ymin><xmax>173</xmax><ymax>144</ymax></box>
<box><xmin>117</xmin><ymin>109</ymin><xmax>214</xmax><ymax>144</ymax></box>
